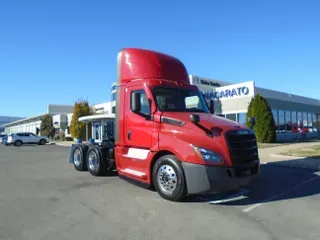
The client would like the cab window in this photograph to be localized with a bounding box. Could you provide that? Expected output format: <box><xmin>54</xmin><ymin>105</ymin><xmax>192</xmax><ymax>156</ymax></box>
<box><xmin>130</xmin><ymin>90</ymin><xmax>151</xmax><ymax>115</ymax></box>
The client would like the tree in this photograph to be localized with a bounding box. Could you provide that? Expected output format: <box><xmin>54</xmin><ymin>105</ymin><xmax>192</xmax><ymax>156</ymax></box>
<box><xmin>70</xmin><ymin>99</ymin><xmax>92</xmax><ymax>139</ymax></box>
<box><xmin>246</xmin><ymin>94</ymin><xmax>277</xmax><ymax>143</ymax></box>
<box><xmin>40</xmin><ymin>114</ymin><xmax>55</xmax><ymax>138</ymax></box>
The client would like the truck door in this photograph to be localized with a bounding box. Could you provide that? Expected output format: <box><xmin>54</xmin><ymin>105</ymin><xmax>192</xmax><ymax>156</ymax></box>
<box><xmin>122</xmin><ymin>85</ymin><xmax>154</xmax><ymax>175</ymax></box>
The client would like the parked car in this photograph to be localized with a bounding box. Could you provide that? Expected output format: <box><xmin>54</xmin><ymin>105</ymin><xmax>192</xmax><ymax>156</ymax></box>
<box><xmin>6</xmin><ymin>132</ymin><xmax>49</xmax><ymax>146</ymax></box>
<box><xmin>0</xmin><ymin>134</ymin><xmax>7</xmax><ymax>144</ymax></box>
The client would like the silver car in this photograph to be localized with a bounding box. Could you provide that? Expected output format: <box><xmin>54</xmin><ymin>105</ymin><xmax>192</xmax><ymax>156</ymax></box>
<box><xmin>6</xmin><ymin>132</ymin><xmax>49</xmax><ymax>146</ymax></box>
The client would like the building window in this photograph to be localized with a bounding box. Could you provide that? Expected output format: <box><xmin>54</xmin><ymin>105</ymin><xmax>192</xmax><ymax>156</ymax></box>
<box><xmin>112</xmin><ymin>92</ymin><xmax>116</xmax><ymax>102</ymax></box>
<box><xmin>303</xmin><ymin>112</ymin><xmax>308</xmax><ymax>127</ymax></box>
<box><xmin>93</xmin><ymin>121</ymin><xmax>101</xmax><ymax>140</ymax></box>
<box><xmin>272</xmin><ymin>109</ymin><xmax>279</xmax><ymax>131</ymax></box>
<box><xmin>226</xmin><ymin>113</ymin><xmax>237</xmax><ymax>122</ymax></box>
<box><xmin>291</xmin><ymin>111</ymin><xmax>297</xmax><ymax>132</ymax></box>
<box><xmin>307</xmin><ymin>113</ymin><xmax>312</xmax><ymax>129</ymax></box>
<box><xmin>278</xmin><ymin>110</ymin><xmax>285</xmax><ymax>131</ymax></box>
<box><xmin>297</xmin><ymin>112</ymin><xmax>302</xmax><ymax>128</ymax></box>
<box><xmin>312</xmin><ymin>113</ymin><xmax>317</xmax><ymax>132</ymax></box>
<box><xmin>285</xmin><ymin>110</ymin><xmax>291</xmax><ymax>131</ymax></box>
<box><xmin>237</xmin><ymin>112</ymin><xmax>247</xmax><ymax>125</ymax></box>
<box><xmin>112</xmin><ymin>106</ymin><xmax>116</xmax><ymax>114</ymax></box>
<box><xmin>102</xmin><ymin>120</ymin><xmax>114</xmax><ymax>141</ymax></box>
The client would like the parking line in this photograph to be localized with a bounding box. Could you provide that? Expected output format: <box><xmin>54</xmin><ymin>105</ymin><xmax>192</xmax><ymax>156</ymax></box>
<box><xmin>209</xmin><ymin>189</ymin><xmax>250</xmax><ymax>204</ymax></box>
<box><xmin>243</xmin><ymin>174</ymin><xmax>320</xmax><ymax>213</ymax></box>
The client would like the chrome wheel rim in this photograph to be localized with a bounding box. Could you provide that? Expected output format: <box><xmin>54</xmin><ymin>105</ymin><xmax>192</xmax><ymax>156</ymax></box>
<box><xmin>73</xmin><ymin>149</ymin><xmax>81</xmax><ymax>166</ymax></box>
<box><xmin>157</xmin><ymin>165</ymin><xmax>177</xmax><ymax>194</ymax></box>
<box><xmin>88</xmin><ymin>151</ymin><xmax>99</xmax><ymax>171</ymax></box>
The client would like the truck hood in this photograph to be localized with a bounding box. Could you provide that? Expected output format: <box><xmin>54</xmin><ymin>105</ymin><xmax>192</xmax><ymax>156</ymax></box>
<box><xmin>162</xmin><ymin>112</ymin><xmax>244</xmax><ymax>132</ymax></box>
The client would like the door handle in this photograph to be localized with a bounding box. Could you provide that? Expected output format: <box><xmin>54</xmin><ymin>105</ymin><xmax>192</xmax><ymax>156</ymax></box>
<box><xmin>127</xmin><ymin>130</ymin><xmax>131</xmax><ymax>140</ymax></box>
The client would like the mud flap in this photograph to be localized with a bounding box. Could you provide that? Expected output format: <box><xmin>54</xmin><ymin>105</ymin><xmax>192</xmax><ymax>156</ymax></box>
<box><xmin>68</xmin><ymin>144</ymin><xmax>76</xmax><ymax>164</ymax></box>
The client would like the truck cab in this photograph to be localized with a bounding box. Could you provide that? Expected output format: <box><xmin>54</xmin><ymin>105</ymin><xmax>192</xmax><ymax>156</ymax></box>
<box><xmin>69</xmin><ymin>48</ymin><xmax>260</xmax><ymax>202</ymax></box>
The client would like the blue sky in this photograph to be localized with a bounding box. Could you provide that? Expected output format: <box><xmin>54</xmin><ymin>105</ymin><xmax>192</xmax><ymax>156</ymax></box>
<box><xmin>1</xmin><ymin>0</ymin><xmax>319</xmax><ymax>117</ymax></box>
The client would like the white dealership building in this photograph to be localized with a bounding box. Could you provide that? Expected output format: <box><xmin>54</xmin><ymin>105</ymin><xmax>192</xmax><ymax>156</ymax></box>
<box><xmin>189</xmin><ymin>75</ymin><xmax>320</xmax><ymax>141</ymax></box>
<box><xmin>2</xmin><ymin>75</ymin><xmax>320</xmax><ymax>142</ymax></box>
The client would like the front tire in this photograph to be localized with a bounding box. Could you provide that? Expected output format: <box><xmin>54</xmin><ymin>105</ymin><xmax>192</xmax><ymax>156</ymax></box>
<box><xmin>152</xmin><ymin>155</ymin><xmax>187</xmax><ymax>202</ymax></box>
<box><xmin>39</xmin><ymin>139</ymin><xmax>46</xmax><ymax>145</ymax></box>
<box><xmin>14</xmin><ymin>140</ymin><xmax>23</xmax><ymax>147</ymax></box>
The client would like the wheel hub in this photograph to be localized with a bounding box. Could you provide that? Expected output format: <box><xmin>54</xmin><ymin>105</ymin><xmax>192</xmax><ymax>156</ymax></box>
<box><xmin>88</xmin><ymin>151</ymin><xmax>99</xmax><ymax>171</ymax></box>
<box><xmin>73</xmin><ymin>149</ymin><xmax>81</xmax><ymax>166</ymax></box>
<box><xmin>157</xmin><ymin>165</ymin><xmax>177</xmax><ymax>194</ymax></box>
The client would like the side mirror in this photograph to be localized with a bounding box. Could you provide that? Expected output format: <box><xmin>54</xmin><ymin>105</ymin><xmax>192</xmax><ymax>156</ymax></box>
<box><xmin>248</xmin><ymin>117</ymin><xmax>256</xmax><ymax>129</ymax></box>
<box><xmin>209</xmin><ymin>99</ymin><xmax>215</xmax><ymax>114</ymax></box>
<box><xmin>190</xmin><ymin>114</ymin><xmax>200</xmax><ymax>124</ymax></box>
<box><xmin>131</xmin><ymin>92</ymin><xmax>141</xmax><ymax>113</ymax></box>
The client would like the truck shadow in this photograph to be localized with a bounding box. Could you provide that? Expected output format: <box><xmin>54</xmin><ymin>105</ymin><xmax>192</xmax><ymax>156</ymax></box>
<box><xmin>187</xmin><ymin>158</ymin><xmax>320</xmax><ymax>205</ymax></box>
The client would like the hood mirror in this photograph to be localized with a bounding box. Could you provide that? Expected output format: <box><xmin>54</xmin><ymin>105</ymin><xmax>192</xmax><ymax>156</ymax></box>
<box><xmin>209</xmin><ymin>100</ymin><xmax>215</xmax><ymax>114</ymax></box>
<box><xmin>190</xmin><ymin>114</ymin><xmax>200</xmax><ymax>124</ymax></box>
<box><xmin>190</xmin><ymin>113</ymin><xmax>213</xmax><ymax>138</ymax></box>
<box><xmin>248</xmin><ymin>117</ymin><xmax>256</xmax><ymax>129</ymax></box>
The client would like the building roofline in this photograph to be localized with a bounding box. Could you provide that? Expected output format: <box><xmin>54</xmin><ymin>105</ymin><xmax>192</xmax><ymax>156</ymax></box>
<box><xmin>78</xmin><ymin>114</ymin><xmax>115</xmax><ymax>123</ymax></box>
<box><xmin>255</xmin><ymin>86</ymin><xmax>320</xmax><ymax>105</ymax></box>
<box><xmin>1</xmin><ymin>113</ymin><xmax>47</xmax><ymax>127</ymax></box>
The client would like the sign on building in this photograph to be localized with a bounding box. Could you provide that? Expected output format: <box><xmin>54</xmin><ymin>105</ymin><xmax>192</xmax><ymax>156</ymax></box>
<box><xmin>192</xmin><ymin>79</ymin><xmax>255</xmax><ymax>101</ymax></box>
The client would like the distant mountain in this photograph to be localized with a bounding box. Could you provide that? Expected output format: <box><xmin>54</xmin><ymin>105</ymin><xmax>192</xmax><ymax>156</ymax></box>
<box><xmin>0</xmin><ymin>116</ymin><xmax>24</xmax><ymax>126</ymax></box>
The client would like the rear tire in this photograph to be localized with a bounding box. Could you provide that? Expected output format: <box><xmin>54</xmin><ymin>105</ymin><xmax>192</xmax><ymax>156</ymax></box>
<box><xmin>72</xmin><ymin>144</ymin><xmax>88</xmax><ymax>171</ymax></box>
<box><xmin>86</xmin><ymin>146</ymin><xmax>107</xmax><ymax>176</ymax></box>
<box><xmin>14</xmin><ymin>140</ymin><xmax>23</xmax><ymax>147</ymax></box>
<box><xmin>152</xmin><ymin>155</ymin><xmax>187</xmax><ymax>202</ymax></box>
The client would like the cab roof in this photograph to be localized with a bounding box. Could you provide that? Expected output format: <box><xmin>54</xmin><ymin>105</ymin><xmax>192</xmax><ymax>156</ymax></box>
<box><xmin>116</xmin><ymin>48</ymin><xmax>190</xmax><ymax>86</ymax></box>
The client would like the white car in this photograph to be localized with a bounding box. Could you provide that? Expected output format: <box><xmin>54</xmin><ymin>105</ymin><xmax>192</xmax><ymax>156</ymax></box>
<box><xmin>7</xmin><ymin>132</ymin><xmax>49</xmax><ymax>146</ymax></box>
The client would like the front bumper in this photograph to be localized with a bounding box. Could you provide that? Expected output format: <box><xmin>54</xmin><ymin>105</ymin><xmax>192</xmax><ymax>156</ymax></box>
<box><xmin>182</xmin><ymin>161</ymin><xmax>259</xmax><ymax>195</ymax></box>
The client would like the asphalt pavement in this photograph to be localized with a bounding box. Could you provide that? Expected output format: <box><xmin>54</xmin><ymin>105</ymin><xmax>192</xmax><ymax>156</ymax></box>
<box><xmin>0</xmin><ymin>144</ymin><xmax>319</xmax><ymax>240</ymax></box>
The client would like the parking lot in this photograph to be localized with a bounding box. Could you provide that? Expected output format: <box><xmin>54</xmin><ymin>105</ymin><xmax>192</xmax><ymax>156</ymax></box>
<box><xmin>0</xmin><ymin>144</ymin><xmax>319</xmax><ymax>240</ymax></box>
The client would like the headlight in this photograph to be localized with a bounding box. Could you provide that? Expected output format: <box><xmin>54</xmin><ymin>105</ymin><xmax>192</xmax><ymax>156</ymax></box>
<box><xmin>192</xmin><ymin>146</ymin><xmax>223</xmax><ymax>164</ymax></box>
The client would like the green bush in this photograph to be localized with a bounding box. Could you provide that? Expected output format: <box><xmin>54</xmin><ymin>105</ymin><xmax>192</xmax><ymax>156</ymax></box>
<box><xmin>65</xmin><ymin>137</ymin><xmax>74</xmax><ymax>141</ymax></box>
<box><xmin>246</xmin><ymin>94</ymin><xmax>277</xmax><ymax>143</ymax></box>
<box><xmin>70</xmin><ymin>99</ymin><xmax>92</xmax><ymax>139</ymax></box>
<box><xmin>40</xmin><ymin>114</ymin><xmax>55</xmax><ymax>138</ymax></box>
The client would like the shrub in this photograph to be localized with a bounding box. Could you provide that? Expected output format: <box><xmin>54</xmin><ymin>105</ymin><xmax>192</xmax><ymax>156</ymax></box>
<box><xmin>65</xmin><ymin>137</ymin><xmax>74</xmax><ymax>141</ymax></box>
<box><xmin>55</xmin><ymin>134</ymin><xmax>60</xmax><ymax>141</ymax></box>
<box><xmin>70</xmin><ymin>99</ymin><xmax>92</xmax><ymax>139</ymax></box>
<box><xmin>59</xmin><ymin>131</ymin><xmax>65</xmax><ymax>141</ymax></box>
<box><xmin>246</xmin><ymin>94</ymin><xmax>277</xmax><ymax>143</ymax></box>
<box><xmin>40</xmin><ymin>114</ymin><xmax>55</xmax><ymax>138</ymax></box>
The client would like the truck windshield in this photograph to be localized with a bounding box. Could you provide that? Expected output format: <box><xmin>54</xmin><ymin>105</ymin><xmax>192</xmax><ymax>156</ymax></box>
<box><xmin>152</xmin><ymin>87</ymin><xmax>210</xmax><ymax>113</ymax></box>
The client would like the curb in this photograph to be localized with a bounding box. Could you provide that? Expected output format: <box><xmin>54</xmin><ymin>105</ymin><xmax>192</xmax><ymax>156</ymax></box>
<box><xmin>55</xmin><ymin>143</ymin><xmax>74</xmax><ymax>147</ymax></box>
<box><xmin>265</xmin><ymin>154</ymin><xmax>320</xmax><ymax>171</ymax></box>
<box><xmin>270</xmin><ymin>153</ymin><xmax>305</xmax><ymax>159</ymax></box>
<box><xmin>265</xmin><ymin>162</ymin><xmax>320</xmax><ymax>171</ymax></box>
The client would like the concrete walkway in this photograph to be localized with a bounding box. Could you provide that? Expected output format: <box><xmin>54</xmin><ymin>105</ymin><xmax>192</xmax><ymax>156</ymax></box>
<box><xmin>259</xmin><ymin>142</ymin><xmax>320</xmax><ymax>171</ymax></box>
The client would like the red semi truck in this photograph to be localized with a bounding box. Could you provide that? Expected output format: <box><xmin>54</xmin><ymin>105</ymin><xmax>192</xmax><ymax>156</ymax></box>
<box><xmin>68</xmin><ymin>48</ymin><xmax>260</xmax><ymax>201</ymax></box>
